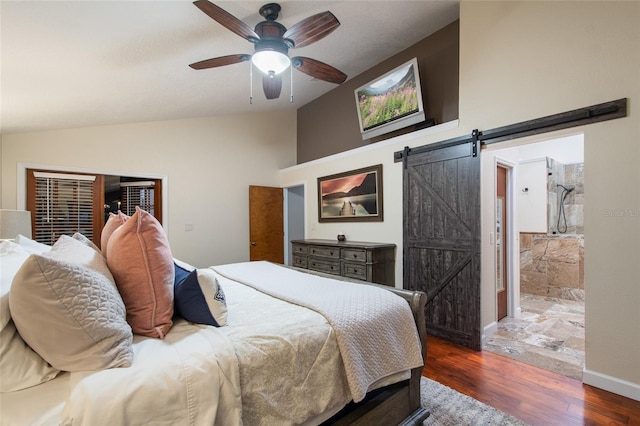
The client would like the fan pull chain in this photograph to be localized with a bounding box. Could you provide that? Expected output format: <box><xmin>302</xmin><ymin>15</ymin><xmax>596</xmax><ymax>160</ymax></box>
<box><xmin>290</xmin><ymin>66</ymin><xmax>293</xmax><ymax>103</ymax></box>
<box><xmin>249</xmin><ymin>63</ymin><xmax>253</xmax><ymax>105</ymax></box>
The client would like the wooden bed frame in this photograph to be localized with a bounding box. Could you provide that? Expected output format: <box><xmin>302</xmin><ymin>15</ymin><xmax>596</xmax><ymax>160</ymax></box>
<box><xmin>293</xmin><ymin>268</ymin><xmax>429</xmax><ymax>425</ymax></box>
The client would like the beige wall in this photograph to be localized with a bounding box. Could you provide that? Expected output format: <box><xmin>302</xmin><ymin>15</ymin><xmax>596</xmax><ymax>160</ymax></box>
<box><xmin>463</xmin><ymin>1</ymin><xmax>639</xmax><ymax>398</ymax></box>
<box><xmin>282</xmin><ymin>1</ymin><xmax>640</xmax><ymax>400</ymax></box>
<box><xmin>1</xmin><ymin>111</ymin><xmax>297</xmax><ymax>268</ymax></box>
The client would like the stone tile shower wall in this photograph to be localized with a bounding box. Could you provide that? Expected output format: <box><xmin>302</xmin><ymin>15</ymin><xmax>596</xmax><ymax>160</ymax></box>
<box><xmin>520</xmin><ymin>157</ymin><xmax>585</xmax><ymax>302</ymax></box>
<box><xmin>520</xmin><ymin>234</ymin><xmax>585</xmax><ymax>301</ymax></box>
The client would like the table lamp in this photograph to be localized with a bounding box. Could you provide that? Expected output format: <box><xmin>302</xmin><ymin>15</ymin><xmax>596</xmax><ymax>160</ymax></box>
<box><xmin>0</xmin><ymin>210</ymin><xmax>32</xmax><ymax>240</ymax></box>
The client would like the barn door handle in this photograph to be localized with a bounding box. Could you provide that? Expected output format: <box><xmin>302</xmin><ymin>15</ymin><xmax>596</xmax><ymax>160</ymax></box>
<box><xmin>250</xmin><ymin>242</ymin><xmax>256</xmax><ymax>246</ymax></box>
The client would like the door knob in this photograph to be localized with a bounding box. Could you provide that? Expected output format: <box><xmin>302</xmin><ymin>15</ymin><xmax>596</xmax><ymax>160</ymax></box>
<box><xmin>250</xmin><ymin>242</ymin><xmax>256</xmax><ymax>246</ymax></box>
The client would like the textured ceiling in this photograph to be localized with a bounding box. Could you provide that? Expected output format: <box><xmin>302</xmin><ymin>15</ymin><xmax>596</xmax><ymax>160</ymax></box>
<box><xmin>1</xmin><ymin>1</ymin><xmax>459</xmax><ymax>135</ymax></box>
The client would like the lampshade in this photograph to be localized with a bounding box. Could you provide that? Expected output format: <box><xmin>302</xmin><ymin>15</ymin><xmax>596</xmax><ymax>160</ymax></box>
<box><xmin>251</xmin><ymin>50</ymin><xmax>291</xmax><ymax>75</ymax></box>
<box><xmin>0</xmin><ymin>209</ymin><xmax>32</xmax><ymax>240</ymax></box>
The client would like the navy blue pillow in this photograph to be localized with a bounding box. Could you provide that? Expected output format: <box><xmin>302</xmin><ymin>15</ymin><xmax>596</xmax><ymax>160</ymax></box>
<box><xmin>174</xmin><ymin>269</ymin><xmax>227</xmax><ymax>327</ymax></box>
<box><xmin>174</xmin><ymin>262</ymin><xmax>191</xmax><ymax>287</ymax></box>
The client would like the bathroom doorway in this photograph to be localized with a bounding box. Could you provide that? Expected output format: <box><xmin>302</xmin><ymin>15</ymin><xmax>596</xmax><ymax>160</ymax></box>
<box><xmin>484</xmin><ymin>134</ymin><xmax>586</xmax><ymax>380</ymax></box>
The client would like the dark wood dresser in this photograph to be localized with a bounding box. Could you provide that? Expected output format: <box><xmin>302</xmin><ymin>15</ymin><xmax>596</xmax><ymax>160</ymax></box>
<box><xmin>290</xmin><ymin>239</ymin><xmax>396</xmax><ymax>286</ymax></box>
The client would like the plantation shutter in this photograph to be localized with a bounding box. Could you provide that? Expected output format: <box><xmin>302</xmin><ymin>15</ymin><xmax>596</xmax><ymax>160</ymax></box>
<box><xmin>120</xmin><ymin>181</ymin><xmax>155</xmax><ymax>216</ymax></box>
<box><xmin>32</xmin><ymin>171</ymin><xmax>97</xmax><ymax>245</ymax></box>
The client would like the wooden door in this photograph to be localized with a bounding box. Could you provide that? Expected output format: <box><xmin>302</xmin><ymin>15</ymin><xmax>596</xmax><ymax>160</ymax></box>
<box><xmin>249</xmin><ymin>185</ymin><xmax>284</xmax><ymax>263</ymax></box>
<box><xmin>496</xmin><ymin>166</ymin><xmax>508</xmax><ymax>320</ymax></box>
<box><xmin>403</xmin><ymin>142</ymin><xmax>481</xmax><ymax>350</ymax></box>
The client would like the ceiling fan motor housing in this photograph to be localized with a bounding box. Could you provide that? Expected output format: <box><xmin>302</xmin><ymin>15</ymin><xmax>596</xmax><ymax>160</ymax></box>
<box><xmin>254</xmin><ymin>20</ymin><xmax>289</xmax><ymax>55</ymax></box>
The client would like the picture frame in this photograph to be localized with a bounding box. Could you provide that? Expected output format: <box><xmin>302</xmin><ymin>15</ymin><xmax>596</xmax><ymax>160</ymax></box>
<box><xmin>317</xmin><ymin>164</ymin><xmax>383</xmax><ymax>222</ymax></box>
<box><xmin>354</xmin><ymin>57</ymin><xmax>425</xmax><ymax>140</ymax></box>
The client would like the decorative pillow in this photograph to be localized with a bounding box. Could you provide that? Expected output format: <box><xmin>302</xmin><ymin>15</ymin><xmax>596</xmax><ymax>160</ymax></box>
<box><xmin>14</xmin><ymin>234</ymin><xmax>52</xmax><ymax>254</ymax></box>
<box><xmin>0</xmin><ymin>241</ymin><xmax>59</xmax><ymax>391</ymax></box>
<box><xmin>106</xmin><ymin>207</ymin><xmax>174</xmax><ymax>338</ymax></box>
<box><xmin>73</xmin><ymin>232</ymin><xmax>102</xmax><ymax>254</ymax></box>
<box><xmin>9</xmin><ymin>236</ymin><xmax>133</xmax><ymax>372</ymax></box>
<box><xmin>175</xmin><ymin>268</ymin><xmax>228</xmax><ymax>327</ymax></box>
<box><xmin>174</xmin><ymin>261</ymin><xmax>191</xmax><ymax>287</ymax></box>
<box><xmin>100</xmin><ymin>211</ymin><xmax>129</xmax><ymax>253</ymax></box>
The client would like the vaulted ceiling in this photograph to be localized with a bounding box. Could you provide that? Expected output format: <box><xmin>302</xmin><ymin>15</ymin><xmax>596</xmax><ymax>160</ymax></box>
<box><xmin>1</xmin><ymin>1</ymin><xmax>459</xmax><ymax>135</ymax></box>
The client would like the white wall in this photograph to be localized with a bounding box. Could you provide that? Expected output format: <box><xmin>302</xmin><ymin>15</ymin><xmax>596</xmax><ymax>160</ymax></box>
<box><xmin>1</xmin><ymin>111</ymin><xmax>297</xmax><ymax>268</ymax></box>
<box><xmin>493</xmin><ymin>134</ymin><xmax>585</xmax><ymax>233</ymax></box>
<box><xmin>280</xmin><ymin>121</ymin><xmax>462</xmax><ymax>286</ymax></box>
<box><xmin>517</xmin><ymin>159</ymin><xmax>548</xmax><ymax>233</ymax></box>
<box><xmin>511</xmin><ymin>134</ymin><xmax>584</xmax><ymax>164</ymax></box>
<box><xmin>282</xmin><ymin>1</ymin><xmax>640</xmax><ymax>400</ymax></box>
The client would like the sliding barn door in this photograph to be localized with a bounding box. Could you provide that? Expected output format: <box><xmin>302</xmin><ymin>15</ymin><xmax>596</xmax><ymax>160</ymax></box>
<box><xmin>403</xmin><ymin>142</ymin><xmax>481</xmax><ymax>350</ymax></box>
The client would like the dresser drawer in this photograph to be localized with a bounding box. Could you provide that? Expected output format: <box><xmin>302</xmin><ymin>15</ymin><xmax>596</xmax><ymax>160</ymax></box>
<box><xmin>289</xmin><ymin>239</ymin><xmax>395</xmax><ymax>286</ymax></box>
<box><xmin>308</xmin><ymin>258</ymin><xmax>341</xmax><ymax>275</ymax></box>
<box><xmin>342</xmin><ymin>248</ymin><xmax>367</xmax><ymax>262</ymax></box>
<box><xmin>308</xmin><ymin>245</ymin><xmax>339</xmax><ymax>259</ymax></box>
<box><xmin>292</xmin><ymin>243</ymin><xmax>308</xmax><ymax>254</ymax></box>
<box><xmin>343</xmin><ymin>262</ymin><xmax>368</xmax><ymax>280</ymax></box>
<box><xmin>292</xmin><ymin>254</ymin><xmax>308</xmax><ymax>268</ymax></box>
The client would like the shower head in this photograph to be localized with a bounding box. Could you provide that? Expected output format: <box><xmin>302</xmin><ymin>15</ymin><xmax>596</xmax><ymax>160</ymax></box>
<box><xmin>557</xmin><ymin>184</ymin><xmax>574</xmax><ymax>194</ymax></box>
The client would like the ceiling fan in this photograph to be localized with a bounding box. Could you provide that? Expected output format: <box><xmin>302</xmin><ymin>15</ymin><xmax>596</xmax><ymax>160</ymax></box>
<box><xmin>189</xmin><ymin>1</ymin><xmax>348</xmax><ymax>100</ymax></box>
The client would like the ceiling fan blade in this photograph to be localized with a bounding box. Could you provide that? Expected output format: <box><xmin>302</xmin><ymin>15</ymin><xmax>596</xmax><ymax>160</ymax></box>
<box><xmin>193</xmin><ymin>0</ymin><xmax>259</xmax><ymax>43</ymax></box>
<box><xmin>189</xmin><ymin>54</ymin><xmax>250</xmax><ymax>70</ymax></box>
<box><xmin>291</xmin><ymin>57</ymin><xmax>347</xmax><ymax>84</ymax></box>
<box><xmin>283</xmin><ymin>11</ymin><xmax>340</xmax><ymax>48</ymax></box>
<box><xmin>262</xmin><ymin>74</ymin><xmax>282</xmax><ymax>99</ymax></box>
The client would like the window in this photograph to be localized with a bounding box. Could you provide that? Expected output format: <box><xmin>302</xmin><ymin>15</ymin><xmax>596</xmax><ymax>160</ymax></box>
<box><xmin>27</xmin><ymin>171</ymin><xmax>102</xmax><ymax>245</ymax></box>
<box><xmin>120</xmin><ymin>181</ymin><xmax>155</xmax><ymax>216</ymax></box>
<box><xmin>26</xmin><ymin>169</ymin><xmax>163</xmax><ymax>248</ymax></box>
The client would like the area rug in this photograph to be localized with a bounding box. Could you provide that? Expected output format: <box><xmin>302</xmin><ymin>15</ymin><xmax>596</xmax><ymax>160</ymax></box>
<box><xmin>421</xmin><ymin>377</ymin><xmax>527</xmax><ymax>426</ymax></box>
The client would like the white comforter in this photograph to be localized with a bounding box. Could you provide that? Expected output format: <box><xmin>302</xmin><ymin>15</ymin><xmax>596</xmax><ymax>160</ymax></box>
<box><xmin>61</xmin><ymin>319</ymin><xmax>242</xmax><ymax>426</ymax></box>
<box><xmin>2</xmin><ymin>261</ymin><xmax>420</xmax><ymax>426</ymax></box>
<box><xmin>212</xmin><ymin>261</ymin><xmax>424</xmax><ymax>403</ymax></box>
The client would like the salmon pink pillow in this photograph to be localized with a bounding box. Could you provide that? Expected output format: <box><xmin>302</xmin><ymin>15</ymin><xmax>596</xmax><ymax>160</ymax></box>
<box><xmin>101</xmin><ymin>211</ymin><xmax>129</xmax><ymax>253</ymax></box>
<box><xmin>106</xmin><ymin>207</ymin><xmax>174</xmax><ymax>338</ymax></box>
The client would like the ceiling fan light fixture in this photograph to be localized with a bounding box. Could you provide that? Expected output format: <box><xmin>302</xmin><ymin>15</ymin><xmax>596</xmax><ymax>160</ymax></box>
<box><xmin>252</xmin><ymin>50</ymin><xmax>291</xmax><ymax>75</ymax></box>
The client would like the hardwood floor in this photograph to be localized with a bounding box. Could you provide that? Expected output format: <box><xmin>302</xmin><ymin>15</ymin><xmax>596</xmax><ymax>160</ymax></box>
<box><xmin>422</xmin><ymin>335</ymin><xmax>640</xmax><ymax>425</ymax></box>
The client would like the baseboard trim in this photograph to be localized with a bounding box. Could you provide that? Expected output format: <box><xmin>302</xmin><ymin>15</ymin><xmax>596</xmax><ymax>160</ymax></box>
<box><xmin>514</xmin><ymin>306</ymin><xmax>522</xmax><ymax>319</ymax></box>
<box><xmin>583</xmin><ymin>368</ymin><xmax>640</xmax><ymax>401</ymax></box>
<box><xmin>481</xmin><ymin>322</ymin><xmax>498</xmax><ymax>348</ymax></box>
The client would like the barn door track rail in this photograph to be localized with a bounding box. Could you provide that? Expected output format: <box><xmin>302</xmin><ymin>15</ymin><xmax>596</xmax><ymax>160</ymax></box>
<box><xmin>395</xmin><ymin>98</ymin><xmax>627</xmax><ymax>166</ymax></box>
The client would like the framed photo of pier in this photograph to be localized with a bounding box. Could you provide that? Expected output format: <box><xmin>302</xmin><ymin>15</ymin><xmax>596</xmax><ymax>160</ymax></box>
<box><xmin>317</xmin><ymin>164</ymin><xmax>383</xmax><ymax>223</ymax></box>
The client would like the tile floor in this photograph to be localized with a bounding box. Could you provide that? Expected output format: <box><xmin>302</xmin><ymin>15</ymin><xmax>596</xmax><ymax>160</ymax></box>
<box><xmin>484</xmin><ymin>293</ymin><xmax>585</xmax><ymax>380</ymax></box>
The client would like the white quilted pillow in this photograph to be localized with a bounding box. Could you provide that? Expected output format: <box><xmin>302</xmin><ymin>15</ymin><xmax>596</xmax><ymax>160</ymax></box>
<box><xmin>14</xmin><ymin>233</ymin><xmax>52</xmax><ymax>254</ymax></box>
<box><xmin>0</xmin><ymin>241</ymin><xmax>59</xmax><ymax>392</ymax></box>
<box><xmin>9</xmin><ymin>236</ymin><xmax>133</xmax><ymax>371</ymax></box>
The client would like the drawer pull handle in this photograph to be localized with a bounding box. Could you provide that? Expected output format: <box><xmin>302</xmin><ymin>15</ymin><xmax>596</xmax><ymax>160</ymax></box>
<box><xmin>353</xmin><ymin>254</ymin><xmax>357</xmax><ymax>258</ymax></box>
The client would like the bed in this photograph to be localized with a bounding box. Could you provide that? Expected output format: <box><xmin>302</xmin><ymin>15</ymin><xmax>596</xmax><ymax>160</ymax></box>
<box><xmin>0</xmin><ymin>221</ymin><xmax>428</xmax><ymax>425</ymax></box>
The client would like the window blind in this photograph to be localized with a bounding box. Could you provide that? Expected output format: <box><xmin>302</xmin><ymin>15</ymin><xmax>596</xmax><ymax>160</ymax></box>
<box><xmin>120</xmin><ymin>181</ymin><xmax>155</xmax><ymax>216</ymax></box>
<box><xmin>32</xmin><ymin>171</ymin><xmax>96</xmax><ymax>245</ymax></box>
